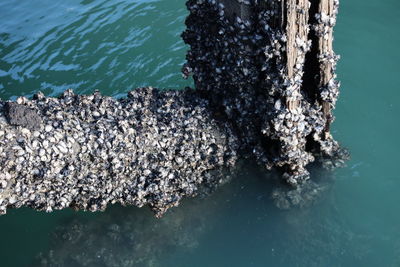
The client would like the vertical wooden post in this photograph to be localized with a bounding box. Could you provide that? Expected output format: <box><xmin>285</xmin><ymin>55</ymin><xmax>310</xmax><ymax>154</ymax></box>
<box><xmin>285</xmin><ymin>0</ymin><xmax>310</xmax><ymax>111</ymax></box>
<box><xmin>317</xmin><ymin>0</ymin><xmax>338</xmax><ymax>137</ymax></box>
<box><xmin>183</xmin><ymin>0</ymin><xmax>346</xmax><ymax>185</ymax></box>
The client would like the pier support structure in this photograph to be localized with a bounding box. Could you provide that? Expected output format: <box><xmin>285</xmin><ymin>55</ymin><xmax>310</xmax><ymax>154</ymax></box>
<box><xmin>0</xmin><ymin>0</ymin><xmax>348</xmax><ymax>216</ymax></box>
<box><xmin>183</xmin><ymin>0</ymin><xmax>347</xmax><ymax>184</ymax></box>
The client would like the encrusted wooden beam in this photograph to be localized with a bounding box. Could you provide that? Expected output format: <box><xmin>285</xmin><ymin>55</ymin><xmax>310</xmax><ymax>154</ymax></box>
<box><xmin>0</xmin><ymin>88</ymin><xmax>238</xmax><ymax>216</ymax></box>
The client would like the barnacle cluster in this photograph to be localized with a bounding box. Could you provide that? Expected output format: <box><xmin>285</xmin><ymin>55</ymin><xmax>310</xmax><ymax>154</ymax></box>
<box><xmin>0</xmin><ymin>0</ymin><xmax>348</xmax><ymax>216</ymax></box>
<box><xmin>183</xmin><ymin>0</ymin><xmax>348</xmax><ymax>185</ymax></box>
<box><xmin>0</xmin><ymin>88</ymin><xmax>238</xmax><ymax>216</ymax></box>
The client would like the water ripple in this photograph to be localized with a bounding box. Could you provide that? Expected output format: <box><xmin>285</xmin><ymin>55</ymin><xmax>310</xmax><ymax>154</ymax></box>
<box><xmin>0</xmin><ymin>0</ymin><xmax>192</xmax><ymax>99</ymax></box>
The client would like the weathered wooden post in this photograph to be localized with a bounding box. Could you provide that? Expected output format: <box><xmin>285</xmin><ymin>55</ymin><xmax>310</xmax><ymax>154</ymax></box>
<box><xmin>183</xmin><ymin>0</ymin><xmax>347</xmax><ymax>185</ymax></box>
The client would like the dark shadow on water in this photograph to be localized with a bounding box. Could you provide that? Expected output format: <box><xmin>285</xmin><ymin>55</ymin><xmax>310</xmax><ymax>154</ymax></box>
<box><xmin>29</xmin><ymin>162</ymin><xmax>382</xmax><ymax>267</ymax></box>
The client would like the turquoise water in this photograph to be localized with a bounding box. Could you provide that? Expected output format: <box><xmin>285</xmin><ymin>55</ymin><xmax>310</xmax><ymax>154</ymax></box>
<box><xmin>1</xmin><ymin>0</ymin><xmax>399</xmax><ymax>266</ymax></box>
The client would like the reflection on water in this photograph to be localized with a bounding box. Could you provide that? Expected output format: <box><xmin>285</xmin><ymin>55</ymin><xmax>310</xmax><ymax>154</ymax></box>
<box><xmin>32</xmin><ymin>164</ymin><xmax>380</xmax><ymax>267</ymax></box>
<box><xmin>36</xmin><ymin>201</ymin><xmax>215</xmax><ymax>267</ymax></box>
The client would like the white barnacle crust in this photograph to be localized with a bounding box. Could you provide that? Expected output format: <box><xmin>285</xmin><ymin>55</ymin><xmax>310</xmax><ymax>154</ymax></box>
<box><xmin>0</xmin><ymin>88</ymin><xmax>239</xmax><ymax>216</ymax></box>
